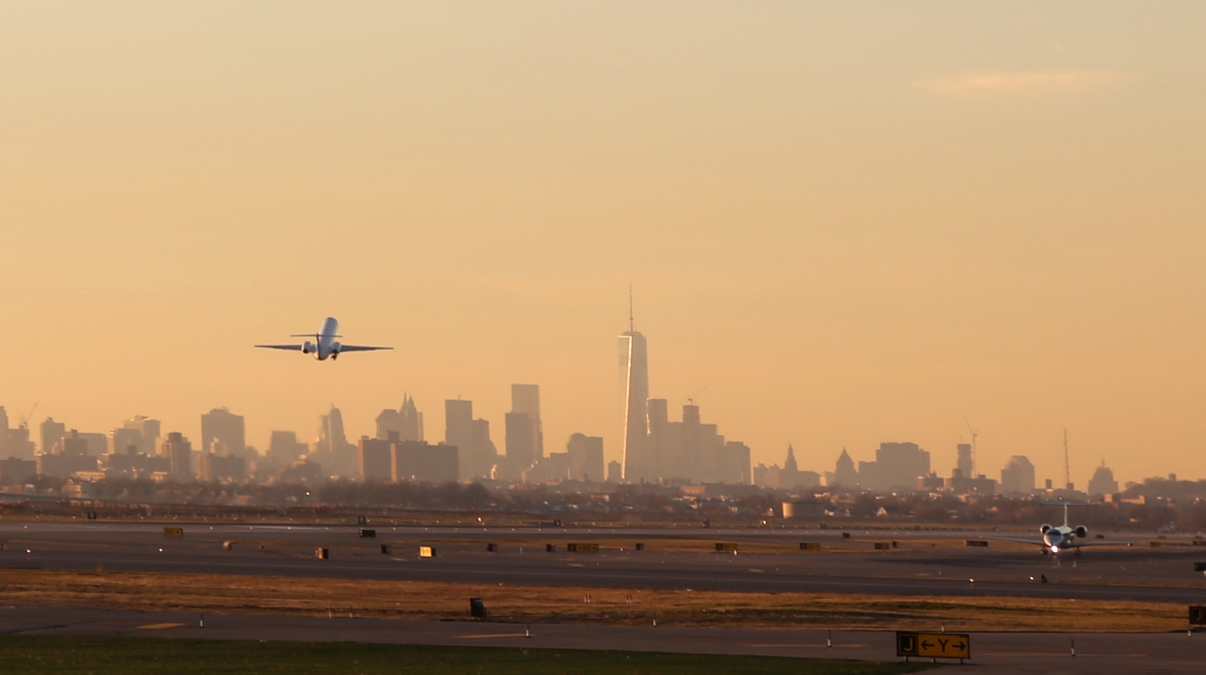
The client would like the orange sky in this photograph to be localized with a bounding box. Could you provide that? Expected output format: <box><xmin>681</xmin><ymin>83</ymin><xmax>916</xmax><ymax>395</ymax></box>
<box><xmin>3</xmin><ymin>3</ymin><xmax>1205</xmax><ymax>486</ymax></box>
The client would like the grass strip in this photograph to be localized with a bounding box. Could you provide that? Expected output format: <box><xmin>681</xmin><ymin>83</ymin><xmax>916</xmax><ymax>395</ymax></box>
<box><xmin>0</xmin><ymin>568</ymin><xmax>1184</xmax><ymax>632</ymax></box>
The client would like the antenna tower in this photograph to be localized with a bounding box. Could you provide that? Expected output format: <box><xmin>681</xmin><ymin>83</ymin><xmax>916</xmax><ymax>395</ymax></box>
<box><xmin>963</xmin><ymin>417</ymin><xmax>978</xmax><ymax>477</ymax></box>
<box><xmin>628</xmin><ymin>285</ymin><xmax>634</xmax><ymax>333</ymax></box>
<box><xmin>1063</xmin><ymin>428</ymin><xmax>1071</xmax><ymax>491</ymax></box>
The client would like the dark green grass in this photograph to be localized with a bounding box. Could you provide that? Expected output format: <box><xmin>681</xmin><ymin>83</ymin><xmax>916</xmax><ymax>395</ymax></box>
<box><xmin>0</xmin><ymin>636</ymin><xmax>929</xmax><ymax>674</ymax></box>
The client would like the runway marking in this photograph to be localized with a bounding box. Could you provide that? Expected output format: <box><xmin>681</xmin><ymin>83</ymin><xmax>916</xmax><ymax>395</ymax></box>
<box><xmin>136</xmin><ymin>623</ymin><xmax>184</xmax><ymax>630</ymax></box>
<box><xmin>747</xmin><ymin>644</ymin><xmax>867</xmax><ymax>648</ymax></box>
<box><xmin>455</xmin><ymin>633</ymin><xmax>529</xmax><ymax>639</ymax></box>
<box><xmin>979</xmin><ymin>652</ymin><xmax>1147</xmax><ymax>657</ymax></box>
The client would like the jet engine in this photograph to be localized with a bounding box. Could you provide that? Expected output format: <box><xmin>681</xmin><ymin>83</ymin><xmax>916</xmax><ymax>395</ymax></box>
<box><xmin>1040</xmin><ymin>524</ymin><xmax>1052</xmax><ymax>534</ymax></box>
<box><xmin>302</xmin><ymin>341</ymin><xmax>314</xmax><ymax>354</ymax></box>
<box><xmin>331</xmin><ymin>341</ymin><xmax>341</xmax><ymax>354</ymax></box>
<box><xmin>1075</xmin><ymin>525</ymin><xmax>1088</xmax><ymax>538</ymax></box>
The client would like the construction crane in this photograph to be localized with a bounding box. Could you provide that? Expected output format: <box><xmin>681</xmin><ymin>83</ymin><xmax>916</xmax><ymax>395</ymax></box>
<box><xmin>964</xmin><ymin>417</ymin><xmax>978</xmax><ymax>477</ymax></box>
<box><xmin>18</xmin><ymin>402</ymin><xmax>38</xmax><ymax>430</ymax></box>
<box><xmin>686</xmin><ymin>385</ymin><xmax>709</xmax><ymax>406</ymax></box>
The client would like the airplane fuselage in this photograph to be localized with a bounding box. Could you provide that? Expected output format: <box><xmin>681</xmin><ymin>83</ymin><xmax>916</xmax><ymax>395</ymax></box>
<box><xmin>1040</xmin><ymin>521</ymin><xmax>1088</xmax><ymax>554</ymax></box>
<box><xmin>303</xmin><ymin>317</ymin><xmax>343</xmax><ymax>361</ymax></box>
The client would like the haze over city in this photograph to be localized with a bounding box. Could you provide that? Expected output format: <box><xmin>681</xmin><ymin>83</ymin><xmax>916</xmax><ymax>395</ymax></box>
<box><xmin>4</xmin><ymin>3</ymin><xmax>1206</xmax><ymax>486</ymax></box>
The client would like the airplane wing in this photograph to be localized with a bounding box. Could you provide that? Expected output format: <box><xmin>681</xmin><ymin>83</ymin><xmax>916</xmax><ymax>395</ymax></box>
<box><xmin>981</xmin><ymin>537</ymin><xmax>1046</xmax><ymax>546</ymax></box>
<box><xmin>1069</xmin><ymin>540</ymin><xmax>1132</xmax><ymax>548</ymax></box>
<box><xmin>336</xmin><ymin>345</ymin><xmax>393</xmax><ymax>353</ymax></box>
<box><xmin>255</xmin><ymin>344</ymin><xmax>304</xmax><ymax>351</ymax></box>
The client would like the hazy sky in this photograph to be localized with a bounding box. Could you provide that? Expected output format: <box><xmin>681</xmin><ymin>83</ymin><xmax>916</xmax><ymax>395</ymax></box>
<box><xmin>3</xmin><ymin>3</ymin><xmax>1205</xmax><ymax>486</ymax></box>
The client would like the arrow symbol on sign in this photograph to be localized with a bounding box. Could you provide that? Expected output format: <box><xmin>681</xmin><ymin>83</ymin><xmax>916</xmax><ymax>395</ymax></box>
<box><xmin>921</xmin><ymin>640</ymin><xmax>933</xmax><ymax>649</ymax></box>
<box><xmin>954</xmin><ymin>641</ymin><xmax>966</xmax><ymax>650</ymax></box>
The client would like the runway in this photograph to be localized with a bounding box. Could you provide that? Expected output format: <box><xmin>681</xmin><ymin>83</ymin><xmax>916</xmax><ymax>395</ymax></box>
<box><xmin>2</xmin><ymin>521</ymin><xmax>1205</xmax><ymax>604</ymax></box>
<box><xmin>1</xmin><ymin>606</ymin><xmax>1203</xmax><ymax>674</ymax></box>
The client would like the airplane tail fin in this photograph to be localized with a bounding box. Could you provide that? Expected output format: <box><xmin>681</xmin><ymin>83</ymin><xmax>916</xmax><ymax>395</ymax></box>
<box><xmin>291</xmin><ymin>333</ymin><xmax>342</xmax><ymax>338</ymax></box>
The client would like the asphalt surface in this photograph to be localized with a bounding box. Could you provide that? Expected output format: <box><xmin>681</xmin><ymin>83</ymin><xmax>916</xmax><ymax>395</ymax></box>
<box><xmin>2</xmin><ymin>521</ymin><xmax>1205</xmax><ymax>603</ymax></box>
<box><xmin>1</xmin><ymin>606</ymin><xmax>1204</xmax><ymax>674</ymax></box>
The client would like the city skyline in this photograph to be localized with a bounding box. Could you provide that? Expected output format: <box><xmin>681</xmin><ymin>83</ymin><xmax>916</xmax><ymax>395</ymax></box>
<box><xmin>3</xmin><ymin>4</ymin><xmax>1206</xmax><ymax>484</ymax></box>
<box><xmin>0</xmin><ymin>393</ymin><xmax>1151</xmax><ymax>490</ymax></box>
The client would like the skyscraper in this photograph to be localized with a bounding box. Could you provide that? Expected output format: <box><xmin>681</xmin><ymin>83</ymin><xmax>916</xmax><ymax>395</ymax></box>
<box><xmin>377</xmin><ymin>395</ymin><xmax>424</xmax><ymax>442</ymax></box>
<box><xmin>1000</xmin><ymin>455</ymin><xmax>1036</xmax><ymax>494</ymax></box>
<box><xmin>162</xmin><ymin>432</ymin><xmax>193</xmax><ymax>479</ymax></box>
<box><xmin>955</xmin><ymin>443</ymin><xmax>973</xmax><ymax>478</ymax></box>
<box><xmin>505</xmin><ymin>384</ymin><xmax>543</xmax><ymax>471</ymax></box>
<box><xmin>315</xmin><ymin>406</ymin><xmax>355</xmax><ymax>477</ymax></box>
<box><xmin>201</xmin><ymin>407</ymin><xmax>245</xmax><ymax>455</ymax></box>
<box><xmin>619</xmin><ymin>301</ymin><xmax>649</xmax><ymax>482</ymax></box>
<box><xmin>123</xmin><ymin>416</ymin><xmax>160</xmax><ymax>456</ymax></box>
<box><xmin>399</xmin><ymin>395</ymin><xmax>423</xmax><ymax>442</ymax></box>
<box><xmin>445</xmin><ymin>399</ymin><xmax>496</xmax><ymax>479</ymax></box>
<box><xmin>40</xmin><ymin>417</ymin><xmax>67</xmax><ymax>456</ymax></box>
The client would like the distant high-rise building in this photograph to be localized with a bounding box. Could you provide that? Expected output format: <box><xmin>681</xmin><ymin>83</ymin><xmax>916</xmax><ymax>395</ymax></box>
<box><xmin>775</xmin><ymin>444</ymin><xmax>818</xmax><ymax>490</ymax></box>
<box><xmin>267</xmin><ymin>431</ymin><xmax>308</xmax><ymax>464</ymax></box>
<box><xmin>0</xmin><ymin>410</ymin><xmax>35</xmax><ymax>460</ymax></box>
<box><xmin>358</xmin><ymin>436</ymin><xmax>392</xmax><ymax>481</ymax></box>
<box><xmin>77</xmin><ymin>432</ymin><xmax>108</xmax><ymax>457</ymax></box>
<box><xmin>445</xmin><ymin>399</ymin><xmax>473</xmax><ymax>449</ymax></box>
<box><xmin>956</xmin><ymin>443</ymin><xmax>973</xmax><ymax>479</ymax></box>
<box><xmin>316</xmin><ymin>406</ymin><xmax>349</xmax><ymax>454</ymax></box>
<box><xmin>197</xmin><ymin>452</ymin><xmax>246</xmax><ymax>482</ymax></box>
<box><xmin>110</xmin><ymin>427</ymin><xmax>143</xmax><ymax>455</ymax></box>
<box><xmin>1087</xmin><ymin>460</ymin><xmax>1119</xmax><ymax>495</ymax></box>
<box><xmin>566</xmin><ymin>433</ymin><xmax>605</xmax><ymax>482</ymax></box>
<box><xmin>123</xmin><ymin>416</ymin><xmax>160</xmax><ymax>456</ymax></box>
<box><xmin>40</xmin><ymin>417</ymin><xmax>67</xmax><ymax>456</ymax></box>
<box><xmin>999</xmin><ymin>455</ymin><xmax>1036</xmax><ymax>494</ymax></box>
<box><xmin>641</xmin><ymin>401</ymin><xmax>750</xmax><ymax>484</ymax></box>
<box><xmin>390</xmin><ymin>440</ymin><xmax>458</xmax><ymax>483</ymax></box>
<box><xmin>619</xmin><ymin>316</ymin><xmax>650</xmax><ymax>482</ymax></box>
<box><xmin>201</xmin><ymin>407</ymin><xmax>245</xmax><ymax>455</ymax></box>
<box><xmin>162</xmin><ymin>432</ymin><xmax>193</xmax><ymax>479</ymax></box>
<box><xmin>833</xmin><ymin>448</ymin><xmax>859</xmax><ymax>487</ymax></box>
<box><xmin>400</xmin><ymin>396</ymin><xmax>423</xmax><ymax>441</ymax></box>
<box><xmin>37</xmin><ymin>430</ymin><xmax>98</xmax><ymax>477</ymax></box>
<box><xmin>607</xmin><ymin>460</ymin><xmax>621</xmax><ymax>483</ymax></box>
<box><xmin>505</xmin><ymin>385</ymin><xmax>543</xmax><ymax>475</ymax></box>
<box><xmin>377</xmin><ymin>395</ymin><xmax>424</xmax><ymax>442</ymax></box>
<box><xmin>857</xmin><ymin>442</ymin><xmax>930</xmax><ymax>491</ymax></box>
<box><xmin>376</xmin><ymin>409</ymin><xmax>400</xmax><ymax>440</ymax></box>
<box><xmin>315</xmin><ymin>406</ymin><xmax>356</xmax><ymax>477</ymax></box>
<box><xmin>445</xmin><ymin>399</ymin><xmax>496</xmax><ymax>479</ymax></box>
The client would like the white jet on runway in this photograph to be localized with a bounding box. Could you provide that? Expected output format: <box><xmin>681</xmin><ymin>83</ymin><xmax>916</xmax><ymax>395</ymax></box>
<box><xmin>255</xmin><ymin>317</ymin><xmax>391</xmax><ymax>361</ymax></box>
<box><xmin>984</xmin><ymin>503</ymin><xmax>1126</xmax><ymax>556</ymax></box>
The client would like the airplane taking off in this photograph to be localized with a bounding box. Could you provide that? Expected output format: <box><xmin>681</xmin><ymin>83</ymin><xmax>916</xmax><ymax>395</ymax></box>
<box><xmin>255</xmin><ymin>317</ymin><xmax>391</xmax><ymax>361</ymax></box>
<box><xmin>985</xmin><ymin>503</ymin><xmax>1125</xmax><ymax>556</ymax></box>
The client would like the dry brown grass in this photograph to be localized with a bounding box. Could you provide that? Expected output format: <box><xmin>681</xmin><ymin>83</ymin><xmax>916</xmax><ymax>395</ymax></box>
<box><xmin>0</xmin><ymin>568</ymin><xmax>1182</xmax><ymax>632</ymax></box>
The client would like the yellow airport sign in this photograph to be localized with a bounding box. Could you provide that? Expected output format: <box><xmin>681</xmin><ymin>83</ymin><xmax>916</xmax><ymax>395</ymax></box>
<box><xmin>163</xmin><ymin>527</ymin><xmax>184</xmax><ymax>538</ymax></box>
<box><xmin>715</xmin><ymin>542</ymin><xmax>738</xmax><ymax>553</ymax></box>
<box><xmin>896</xmin><ymin>631</ymin><xmax>970</xmax><ymax>660</ymax></box>
<box><xmin>419</xmin><ymin>546</ymin><xmax>435</xmax><ymax>558</ymax></box>
<box><xmin>567</xmin><ymin>543</ymin><xmax>599</xmax><ymax>553</ymax></box>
